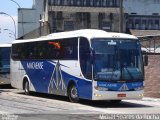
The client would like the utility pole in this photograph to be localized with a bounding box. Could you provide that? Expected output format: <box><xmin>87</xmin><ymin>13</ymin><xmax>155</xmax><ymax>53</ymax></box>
<box><xmin>0</xmin><ymin>12</ymin><xmax>16</xmax><ymax>39</ymax></box>
<box><xmin>39</xmin><ymin>14</ymin><xmax>42</xmax><ymax>36</ymax></box>
<box><xmin>10</xmin><ymin>0</ymin><xmax>24</xmax><ymax>37</ymax></box>
<box><xmin>119</xmin><ymin>0</ymin><xmax>123</xmax><ymax>33</ymax></box>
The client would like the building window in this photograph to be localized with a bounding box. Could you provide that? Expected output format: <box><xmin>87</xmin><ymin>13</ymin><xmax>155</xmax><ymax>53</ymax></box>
<box><xmin>112</xmin><ymin>0</ymin><xmax>118</xmax><ymax>6</ymax></box>
<box><xmin>100</xmin><ymin>21</ymin><xmax>112</xmax><ymax>31</ymax></box>
<box><xmin>64</xmin><ymin>21</ymin><xmax>74</xmax><ymax>31</ymax></box>
<box><xmin>49</xmin><ymin>0</ymin><xmax>119</xmax><ymax>7</ymax></box>
<box><xmin>70</xmin><ymin>0</ymin><xmax>74</xmax><ymax>6</ymax></box>
<box><xmin>60</xmin><ymin>0</ymin><xmax>65</xmax><ymax>5</ymax></box>
<box><xmin>83</xmin><ymin>0</ymin><xmax>87</xmax><ymax>6</ymax></box>
<box><xmin>154</xmin><ymin>0</ymin><xmax>160</xmax><ymax>4</ymax></box>
<box><xmin>90</xmin><ymin>0</ymin><xmax>93</xmax><ymax>6</ymax></box>
<box><xmin>131</xmin><ymin>13</ymin><xmax>137</xmax><ymax>15</ymax></box>
<box><xmin>148</xmin><ymin>20</ymin><xmax>153</xmax><ymax>29</ymax></box>
<box><xmin>64</xmin><ymin>0</ymin><xmax>67</xmax><ymax>5</ymax></box>
<box><xmin>155</xmin><ymin>20</ymin><xmax>159</xmax><ymax>29</ymax></box>
<box><xmin>127</xmin><ymin>19</ymin><xmax>133</xmax><ymax>29</ymax></box>
<box><xmin>127</xmin><ymin>16</ymin><xmax>160</xmax><ymax>30</ymax></box>
<box><xmin>135</xmin><ymin>19</ymin><xmax>140</xmax><ymax>29</ymax></box>
<box><xmin>142</xmin><ymin>20</ymin><xmax>147</xmax><ymax>30</ymax></box>
<box><xmin>86</xmin><ymin>0</ymin><xmax>90</xmax><ymax>6</ymax></box>
<box><xmin>152</xmin><ymin>13</ymin><xmax>159</xmax><ymax>16</ymax></box>
<box><xmin>106</xmin><ymin>0</ymin><xmax>112</xmax><ymax>6</ymax></box>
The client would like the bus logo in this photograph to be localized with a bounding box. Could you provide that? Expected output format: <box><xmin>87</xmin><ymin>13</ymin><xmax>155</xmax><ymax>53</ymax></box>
<box><xmin>48</xmin><ymin>61</ymin><xmax>66</xmax><ymax>94</ymax></box>
<box><xmin>27</xmin><ymin>62</ymin><xmax>43</xmax><ymax>69</ymax></box>
<box><xmin>119</xmin><ymin>83</ymin><xmax>129</xmax><ymax>91</ymax></box>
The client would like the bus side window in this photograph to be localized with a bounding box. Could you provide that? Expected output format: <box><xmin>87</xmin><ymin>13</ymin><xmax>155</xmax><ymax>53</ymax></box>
<box><xmin>60</xmin><ymin>38</ymin><xmax>78</xmax><ymax>60</ymax></box>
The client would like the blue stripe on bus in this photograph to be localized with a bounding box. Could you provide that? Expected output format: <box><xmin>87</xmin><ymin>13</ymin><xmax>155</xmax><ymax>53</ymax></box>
<box><xmin>97</xmin><ymin>81</ymin><xmax>143</xmax><ymax>91</ymax></box>
<box><xmin>21</xmin><ymin>60</ymin><xmax>92</xmax><ymax>100</ymax></box>
<box><xmin>48</xmin><ymin>60</ymin><xmax>70</xmax><ymax>68</ymax></box>
<box><xmin>20</xmin><ymin>60</ymin><xmax>142</xmax><ymax>99</ymax></box>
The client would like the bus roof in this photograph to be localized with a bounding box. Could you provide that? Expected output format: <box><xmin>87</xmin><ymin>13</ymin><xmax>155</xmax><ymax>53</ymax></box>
<box><xmin>13</xmin><ymin>29</ymin><xmax>138</xmax><ymax>44</ymax></box>
<box><xmin>0</xmin><ymin>44</ymin><xmax>12</xmax><ymax>47</ymax></box>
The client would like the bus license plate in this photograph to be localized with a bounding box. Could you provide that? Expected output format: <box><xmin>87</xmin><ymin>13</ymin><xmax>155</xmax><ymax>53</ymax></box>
<box><xmin>117</xmin><ymin>94</ymin><xmax>126</xmax><ymax>97</ymax></box>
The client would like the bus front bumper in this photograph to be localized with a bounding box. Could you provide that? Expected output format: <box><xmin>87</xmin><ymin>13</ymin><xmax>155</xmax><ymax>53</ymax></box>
<box><xmin>92</xmin><ymin>90</ymin><xmax>144</xmax><ymax>100</ymax></box>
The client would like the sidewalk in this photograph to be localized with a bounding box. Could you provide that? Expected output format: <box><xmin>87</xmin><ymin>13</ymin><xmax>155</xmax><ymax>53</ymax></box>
<box><xmin>142</xmin><ymin>97</ymin><xmax>160</xmax><ymax>102</ymax></box>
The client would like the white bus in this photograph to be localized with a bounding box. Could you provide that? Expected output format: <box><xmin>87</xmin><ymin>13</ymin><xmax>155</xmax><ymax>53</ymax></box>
<box><xmin>0</xmin><ymin>44</ymin><xmax>11</xmax><ymax>84</ymax></box>
<box><xmin>11</xmin><ymin>29</ymin><xmax>145</xmax><ymax>102</ymax></box>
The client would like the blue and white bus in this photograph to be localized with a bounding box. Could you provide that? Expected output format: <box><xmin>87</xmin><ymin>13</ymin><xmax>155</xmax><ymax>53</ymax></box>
<box><xmin>0</xmin><ymin>44</ymin><xmax>11</xmax><ymax>85</ymax></box>
<box><xmin>11</xmin><ymin>29</ymin><xmax>145</xmax><ymax>102</ymax></box>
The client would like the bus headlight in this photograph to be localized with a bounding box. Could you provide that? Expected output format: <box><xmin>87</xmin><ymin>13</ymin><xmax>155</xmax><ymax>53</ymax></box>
<box><xmin>134</xmin><ymin>86</ymin><xmax>144</xmax><ymax>91</ymax></box>
<box><xmin>139</xmin><ymin>94</ymin><xmax>143</xmax><ymax>97</ymax></box>
<box><xmin>94</xmin><ymin>93</ymin><xmax>102</xmax><ymax>97</ymax></box>
<box><xmin>94</xmin><ymin>86</ymin><xmax>108</xmax><ymax>91</ymax></box>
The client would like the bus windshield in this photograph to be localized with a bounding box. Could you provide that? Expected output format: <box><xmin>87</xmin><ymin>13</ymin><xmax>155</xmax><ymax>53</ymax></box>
<box><xmin>0</xmin><ymin>47</ymin><xmax>10</xmax><ymax>73</ymax></box>
<box><xmin>91</xmin><ymin>38</ymin><xmax>143</xmax><ymax>81</ymax></box>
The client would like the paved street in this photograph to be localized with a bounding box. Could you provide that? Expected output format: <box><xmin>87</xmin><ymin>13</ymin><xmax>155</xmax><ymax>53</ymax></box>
<box><xmin>0</xmin><ymin>85</ymin><xmax>160</xmax><ymax>120</ymax></box>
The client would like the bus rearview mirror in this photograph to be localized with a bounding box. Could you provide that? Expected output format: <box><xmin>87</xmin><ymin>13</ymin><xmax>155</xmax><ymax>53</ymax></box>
<box><xmin>144</xmin><ymin>55</ymin><xmax>148</xmax><ymax>66</ymax></box>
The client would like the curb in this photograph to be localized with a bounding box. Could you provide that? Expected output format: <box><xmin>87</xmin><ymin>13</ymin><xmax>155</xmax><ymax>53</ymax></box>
<box><xmin>142</xmin><ymin>97</ymin><xmax>160</xmax><ymax>102</ymax></box>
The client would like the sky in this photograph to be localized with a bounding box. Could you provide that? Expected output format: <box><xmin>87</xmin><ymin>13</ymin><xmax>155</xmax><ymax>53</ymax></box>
<box><xmin>0</xmin><ymin>0</ymin><xmax>32</xmax><ymax>44</ymax></box>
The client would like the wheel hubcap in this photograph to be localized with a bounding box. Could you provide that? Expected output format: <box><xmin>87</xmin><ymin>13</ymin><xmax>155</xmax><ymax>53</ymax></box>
<box><xmin>71</xmin><ymin>86</ymin><xmax>77</xmax><ymax>98</ymax></box>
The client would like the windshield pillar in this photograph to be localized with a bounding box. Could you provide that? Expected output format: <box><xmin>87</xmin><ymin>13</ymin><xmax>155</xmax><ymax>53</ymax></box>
<box><xmin>79</xmin><ymin>37</ymin><xmax>92</xmax><ymax>80</ymax></box>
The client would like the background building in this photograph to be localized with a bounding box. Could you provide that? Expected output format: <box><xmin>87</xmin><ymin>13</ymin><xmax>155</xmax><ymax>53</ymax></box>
<box><xmin>18</xmin><ymin>0</ymin><xmax>124</xmax><ymax>39</ymax></box>
<box><xmin>47</xmin><ymin>0</ymin><xmax>122</xmax><ymax>33</ymax></box>
<box><xmin>18</xmin><ymin>0</ymin><xmax>44</xmax><ymax>38</ymax></box>
<box><xmin>124</xmin><ymin>0</ymin><xmax>160</xmax><ymax>32</ymax></box>
<box><xmin>18</xmin><ymin>0</ymin><xmax>160</xmax><ymax>38</ymax></box>
<box><xmin>123</xmin><ymin>0</ymin><xmax>160</xmax><ymax>98</ymax></box>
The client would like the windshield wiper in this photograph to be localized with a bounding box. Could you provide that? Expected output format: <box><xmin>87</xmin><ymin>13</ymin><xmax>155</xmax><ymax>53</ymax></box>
<box><xmin>109</xmin><ymin>64</ymin><xmax>117</xmax><ymax>81</ymax></box>
<box><xmin>123</xmin><ymin>66</ymin><xmax>135</xmax><ymax>80</ymax></box>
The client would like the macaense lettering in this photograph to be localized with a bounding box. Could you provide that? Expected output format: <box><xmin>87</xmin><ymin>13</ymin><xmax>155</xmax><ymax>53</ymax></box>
<box><xmin>27</xmin><ymin>62</ymin><xmax>43</xmax><ymax>69</ymax></box>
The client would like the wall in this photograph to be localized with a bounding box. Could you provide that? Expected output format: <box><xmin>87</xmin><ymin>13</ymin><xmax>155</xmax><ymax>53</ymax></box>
<box><xmin>48</xmin><ymin>12</ymin><xmax>122</xmax><ymax>33</ymax></box>
<box><xmin>21</xmin><ymin>22</ymin><xmax>50</xmax><ymax>39</ymax></box>
<box><xmin>144</xmin><ymin>54</ymin><xmax>160</xmax><ymax>98</ymax></box>
<box><xmin>124</xmin><ymin>0</ymin><xmax>160</xmax><ymax>15</ymax></box>
<box><xmin>18</xmin><ymin>0</ymin><xmax>44</xmax><ymax>38</ymax></box>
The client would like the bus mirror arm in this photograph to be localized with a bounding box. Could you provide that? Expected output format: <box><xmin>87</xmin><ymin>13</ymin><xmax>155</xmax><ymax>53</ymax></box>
<box><xmin>144</xmin><ymin>55</ymin><xmax>148</xmax><ymax>66</ymax></box>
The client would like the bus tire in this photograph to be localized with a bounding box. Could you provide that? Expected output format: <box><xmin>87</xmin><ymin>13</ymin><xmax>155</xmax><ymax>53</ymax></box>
<box><xmin>24</xmin><ymin>79</ymin><xmax>30</xmax><ymax>95</ymax></box>
<box><xmin>68</xmin><ymin>83</ymin><xmax>79</xmax><ymax>103</ymax></box>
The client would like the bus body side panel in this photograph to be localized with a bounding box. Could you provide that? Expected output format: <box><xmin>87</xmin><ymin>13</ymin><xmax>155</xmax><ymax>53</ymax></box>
<box><xmin>0</xmin><ymin>74</ymin><xmax>10</xmax><ymax>85</ymax></box>
<box><xmin>11</xmin><ymin>60</ymin><xmax>24</xmax><ymax>89</ymax></box>
<box><xmin>58</xmin><ymin>60</ymin><xmax>93</xmax><ymax>100</ymax></box>
<box><xmin>76</xmin><ymin>79</ymin><xmax>92</xmax><ymax>100</ymax></box>
<box><xmin>21</xmin><ymin>60</ymin><xmax>56</xmax><ymax>94</ymax></box>
<box><xmin>18</xmin><ymin>60</ymin><xmax>92</xmax><ymax>100</ymax></box>
<box><xmin>10</xmin><ymin>60</ymin><xmax>35</xmax><ymax>91</ymax></box>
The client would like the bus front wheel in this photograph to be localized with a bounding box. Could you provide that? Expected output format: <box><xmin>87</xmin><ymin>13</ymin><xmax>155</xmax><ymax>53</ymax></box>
<box><xmin>68</xmin><ymin>84</ymin><xmax>79</xmax><ymax>103</ymax></box>
<box><xmin>24</xmin><ymin>80</ymin><xmax>30</xmax><ymax>95</ymax></box>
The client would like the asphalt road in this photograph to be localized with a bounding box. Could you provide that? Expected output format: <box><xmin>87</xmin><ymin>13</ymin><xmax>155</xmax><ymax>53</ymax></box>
<box><xmin>0</xmin><ymin>85</ymin><xmax>160</xmax><ymax>120</ymax></box>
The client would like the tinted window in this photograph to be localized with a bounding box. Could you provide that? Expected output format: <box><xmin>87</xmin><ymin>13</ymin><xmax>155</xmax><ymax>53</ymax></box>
<box><xmin>60</xmin><ymin>38</ymin><xmax>78</xmax><ymax>60</ymax></box>
<box><xmin>12</xmin><ymin>38</ymin><xmax>78</xmax><ymax>60</ymax></box>
<box><xmin>0</xmin><ymin>47</ymin><xmax>11</xmax><ymax>73</ymax></box>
